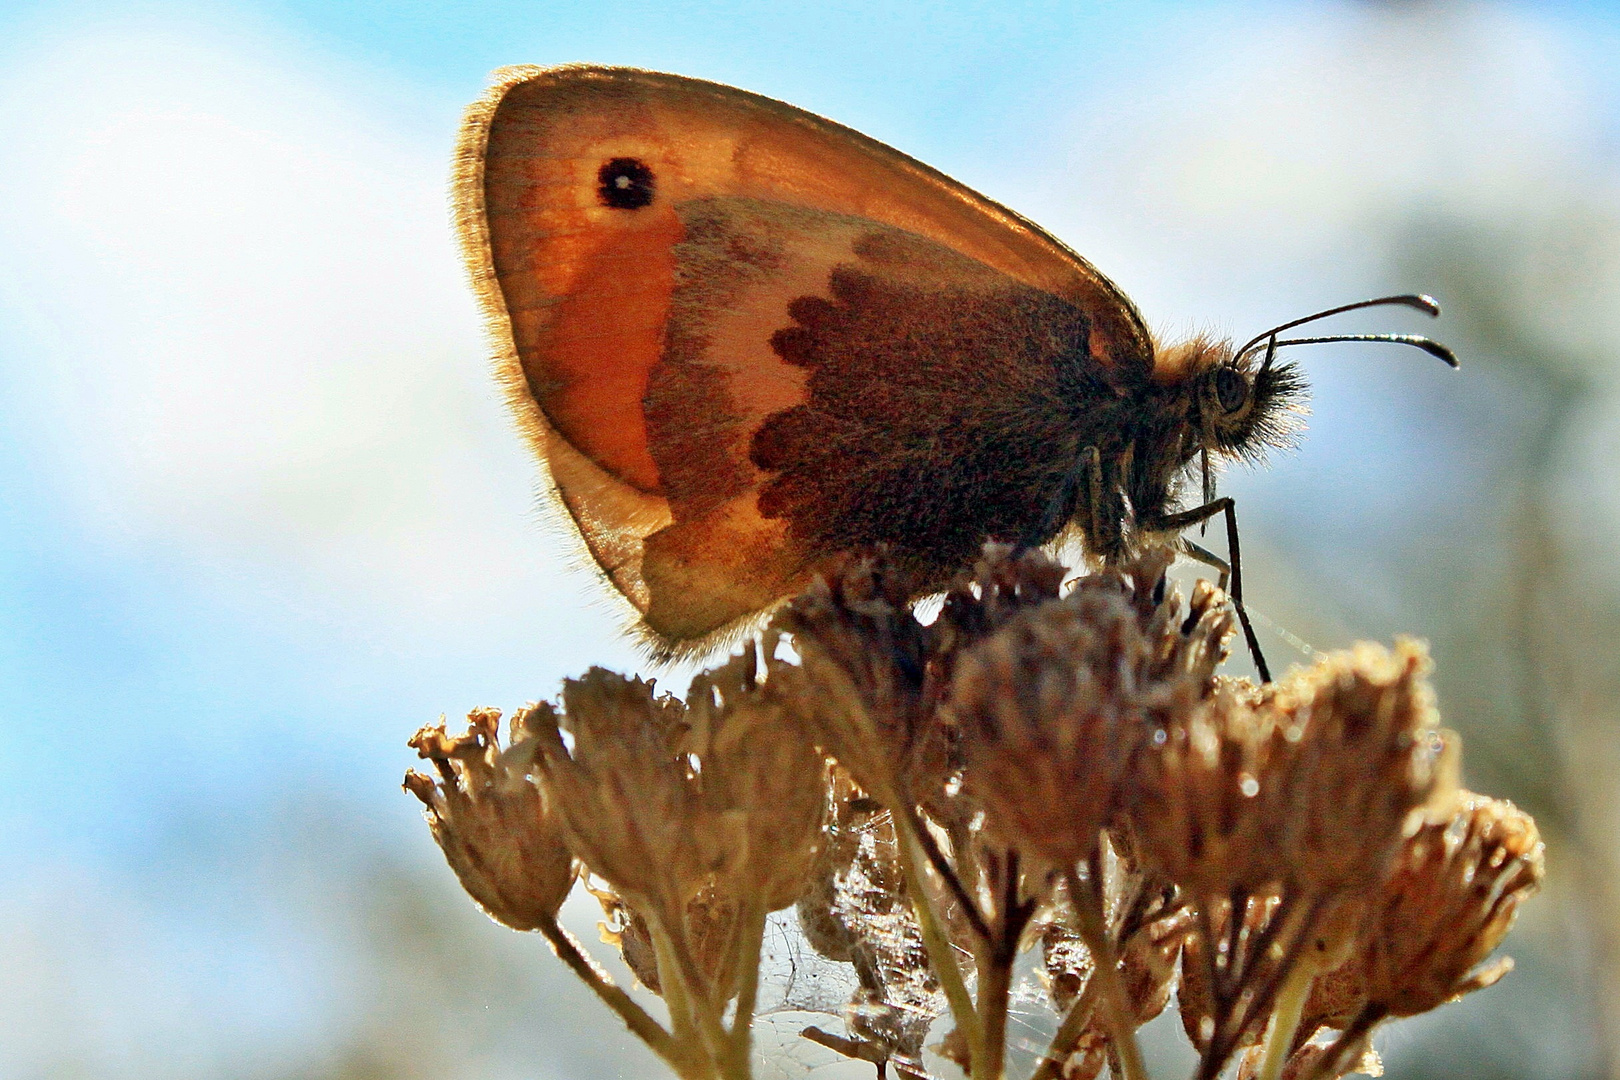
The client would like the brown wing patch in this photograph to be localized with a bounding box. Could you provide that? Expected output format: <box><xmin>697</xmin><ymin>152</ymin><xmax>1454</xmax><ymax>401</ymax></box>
<box><xmin>752</xmin><ymin>226</ymin><xmax>1111</xmax><ymax>581</ymax></box>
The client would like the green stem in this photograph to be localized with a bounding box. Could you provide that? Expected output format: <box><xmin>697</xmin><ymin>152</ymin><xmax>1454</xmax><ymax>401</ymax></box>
<box><xmin>893</xmin><ymin>808</ymin><xmax>986</xmax><ymax>1073</ymax></box>
<box><xmin>1066</xmin><ymin>868</ymin><xmax>1150</xmax><ymax>1080</ymax></box>
<box><xmin>536</xmin><ymin>917</ymin><xmax>696</xmax><ymax>1077</ymax></box>
<box><xmin>647</xmin><ymin>911</ymin><xmax>719</xmax><ymax>1078</ymax></box>
<box><xmin>975</xmin><ymin>853</ymin><xmax>1032</xmax><ymax>1080</ymax></box>
<box><xmin>1255</xmin><ymin>958</ymin><xmax>1315</xmax><ymax>1080</ymax></box>
<box><xmin>726</xmin><ymin>904</ymin><xmax>768</xmax><ymax>1080</ymax></box>
<box><xmin>976</xmin><ymin>944</ymin><xmax>1013</xmax><ymax>1080</ymax></box>
<box><xmin>657</xmin><ymin>913</ymin><xmax>745</xmax><ymax>1080</ymax></box>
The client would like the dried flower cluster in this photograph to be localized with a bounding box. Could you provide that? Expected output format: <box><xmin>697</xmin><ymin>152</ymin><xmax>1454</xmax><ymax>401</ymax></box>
<box><xmin>406</xmin><ymin>544</ymin><xmax>1542</xmax><ymax>1080</ymax></box>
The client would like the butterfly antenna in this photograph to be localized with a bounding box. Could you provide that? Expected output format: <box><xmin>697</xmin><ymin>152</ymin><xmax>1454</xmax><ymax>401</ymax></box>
<box><xmin>1269</xmin><ymin>333</ymin><xmax>1459</xmax><ymax>368</ymax></box>
<box><xmin>1236</xmin><ymin>294</ymin><xmax>1441</xmax><ymax>363</ymax></box>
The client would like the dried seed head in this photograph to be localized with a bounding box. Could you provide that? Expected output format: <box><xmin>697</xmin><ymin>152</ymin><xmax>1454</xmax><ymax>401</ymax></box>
<box><xmin>772</xmin><ymin>552</ymin><xmax>943</xmax><ymax>804</ymax></box>
<box><xmin>1347</xmin><ymin>791</ymin><xmax>1543</xmax><ymax>1018</ymax></box>
<box><xmin>775</xmin><ymin>543</ymin><xmax>1092</xmax><ymax>805</ymax></box>
<box><xmin>404</xmin><ymin>708</ymin><xmax>574</xmax><ymax>932</ymax></box>
<box><xmin>1263</xmin><ymin>639</ymin><xmax>1457</xmax><ymax>898</ymax></box>
<box><xmin>685</xmin><ymin>644</ymin><xmax>828</xmax><ymax>911</ymax></box>
<box><xmin>948</xmin><ymin>548</ymin><xmax>1230</xmax><ymax>867</ymax></box>
<box><xmin>524</xmin><ymin>670</ymin><xmax>738</xmax><ymax>921</ymax></box>
<box><xmin>1128</xmin><ymin>639</ymin><xmax>1454</xmax><ymax>905</ymax></box>
<box><xmin>1128</xmin><ymin>685</ymin><xmax>1293</xmax><ymax>899</ymax></box>
<box><xmin>949</xmin><ymin>599</ymin><xmax>1149</xmax><ymax>864</ymax></box>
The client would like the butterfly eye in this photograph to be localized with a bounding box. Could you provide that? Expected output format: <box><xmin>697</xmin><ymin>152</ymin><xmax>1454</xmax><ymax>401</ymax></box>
<box><xmin>1214</xmin><ymin>366</ymin><xmax>1248</xmax><ymax>414</ymax></box>
<box><xmin>597</xmin><ymin>157</ymin><xmax>655</xmax><ymax>209</ymax></box>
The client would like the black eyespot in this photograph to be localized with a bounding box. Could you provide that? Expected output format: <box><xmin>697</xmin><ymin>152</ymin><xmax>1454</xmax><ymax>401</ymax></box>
<box><xmin>1214</xmin><ymin>366</ymin><xmax>1248</xmax><ymax>414</ymax></box>
<box><xmin>597</xmin><ymin>157</ymin><xmax>655</xmax><ymax>210</ymax></box>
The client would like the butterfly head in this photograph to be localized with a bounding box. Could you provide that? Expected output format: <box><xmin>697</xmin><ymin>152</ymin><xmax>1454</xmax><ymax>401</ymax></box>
<box><xmin>1195</xmin><ymin>338</ymin><xmax>1310</xmax><ymax>465</ymax></box>
<box><xmin>1154</xmin><ymin>334</ymin><xmax>1309</xmax><ymax>470</ymax></box>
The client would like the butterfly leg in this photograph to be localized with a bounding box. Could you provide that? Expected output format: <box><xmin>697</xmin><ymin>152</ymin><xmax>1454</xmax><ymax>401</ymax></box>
<box><xmin>1182</xmin><ymin>539</ymin><xmax>1229</xmax><ymax>592</ymax></box>
<box><xmin>1082</xmin><ymin>445</ymin><xmax>1109</xmax><ymax>552</ymax></box>
<box><xmin>1143</xmin><ymin>497</ymin><xmax>1272</xmax><ymax>683</ymax></box>
<box><xmin>1017</xmin><ymin>446</ymin><xmax>1110</xmax><ymax>555</ymax></box>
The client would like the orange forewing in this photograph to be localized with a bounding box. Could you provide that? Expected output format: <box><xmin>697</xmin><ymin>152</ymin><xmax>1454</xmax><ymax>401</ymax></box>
<box><xmin>454</xmin><ymin>64</ymin><xmax>1151</xmax><ymax>653</ymax></box>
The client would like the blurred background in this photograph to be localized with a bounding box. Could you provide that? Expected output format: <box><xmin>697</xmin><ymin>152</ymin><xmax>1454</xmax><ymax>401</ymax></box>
<box><xmin>2</xmin><ymin>0</ymin><xmax>1617</xmax><ymax>1077</ymax></box>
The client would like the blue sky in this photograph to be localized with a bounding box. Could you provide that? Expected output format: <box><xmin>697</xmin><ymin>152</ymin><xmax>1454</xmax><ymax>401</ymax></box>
<box><xmin>1</xmin><ymin>1</ymin><xmax>1618</xmax><ymax>1075</ymax></box>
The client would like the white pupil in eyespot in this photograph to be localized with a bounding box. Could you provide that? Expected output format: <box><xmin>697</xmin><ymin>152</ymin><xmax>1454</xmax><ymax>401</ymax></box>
<box><xmin>615</xmin><ymin>175</ymin><xmax>631</xmax><ymax>188</ymax></box>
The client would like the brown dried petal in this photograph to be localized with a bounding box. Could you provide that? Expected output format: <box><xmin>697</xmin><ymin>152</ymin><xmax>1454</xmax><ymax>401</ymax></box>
<box><xmin>405</xmin><ymin>708</ymin><xmax>574</xmax><ymax>931</ymax></box>
<box><xmin>524</xmin><ymin>671</ymin><xmax>739</xmax><ymax>920</ymax></box>
<box><xmin>687</xmin><ymin>645</ymin><xmax>828</xmax><ymax>911</ymax></box>
<box><xmin>950</xmin><ymin>572</ymin><xmax>1222</xmax><ymax>867</ymax></box>
<box><xmin>1352</xmin><ymin>792</ymin><xmax>1542</xmax><ymax>1017</ymax></box>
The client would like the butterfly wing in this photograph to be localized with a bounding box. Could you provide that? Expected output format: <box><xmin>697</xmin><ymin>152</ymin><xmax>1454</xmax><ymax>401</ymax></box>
<box><xmin>455</xmin><ymin>64</ymin><xmax>1152</xmax><ymax>653</ymax></box>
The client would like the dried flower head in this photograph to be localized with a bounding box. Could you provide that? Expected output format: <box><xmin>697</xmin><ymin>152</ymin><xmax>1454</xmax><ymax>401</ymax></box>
<box><xmin>1331</xmin><ymin>791</ymin><xmax>1544</xmax><ymax>1020</ymax></box>
<box><xmin>684</xmin><ymin>644</ymin><xmax>829</xmax><ymax>911</ymax></box>
<box><xmin>930</xmin><ymin>542</ymin><xmax>1070</xmax><ymax>656</ymax></box>
<box><xmin>403</xmin><ymin>539</ymin><xmax>1543</xmax><ymax>1080</ymax></box>
<box><xmin>1263</xmin><ymin>639</ymin><xmax>1457</xmax><ymax>899</ymax></box>
<box><xmin>774</xmin><ymin>544</ymin><xmax>1077</xmax><ymax>811</ymax></box>
<box><xmin>523</xmin><ymin>670</ymin><xmax>738</xmax><ymax>923</ymax></box>
<box><xmin>1129</xmin><ymin>639</ymin><xmax>1454</xmax><ymax>906</ymax></box>
<box><xmin>771</xmin><ymin>551</ymin><xmax>944</xmax><ymax>806</ymax></box>
<box><xmin>404</xmin><ymin>708</ymin><xmax>575</xmax><ymax>932</ymax></box>
<box><xmin>1128</xmin><ymin>685</ymin><xmax>1293</xmax><ymax>900</ymax></box>
<box><xmin>949</xmin><ymin>553</ymin><xmax>1229</xmax><ymax>868</ymax></box>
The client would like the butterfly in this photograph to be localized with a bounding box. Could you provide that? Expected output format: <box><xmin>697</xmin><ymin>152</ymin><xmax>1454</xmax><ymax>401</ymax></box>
<box><xmin>453</xmin><ymin>65</ymin><xmax>1456</xmax><ymax>678</ymax></box>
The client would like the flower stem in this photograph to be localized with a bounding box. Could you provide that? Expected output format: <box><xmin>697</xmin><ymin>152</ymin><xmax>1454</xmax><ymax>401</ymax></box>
<box><xmin>656</xmin><ymin>914</ymin><xmax>747</xmax><ymax>1080</ymax></box>
<box><xmin>726</xmin><ymin>904</ymin><xmax>768</xmax><ymax>1079</ymax></box>
<box><xmin>893</xmin><ymin>808</ymin><xmax>986</xmax><ymax>1074</ymax></box>
<box><xmin>1255</xmin><ymin>957</ymin><xmax>1315</xmax><ymax>1080</ymax></box>
<box><xmin>976</xmin><ymin>944</ymin><xmax>1013</xmax><ymax>1080</ymax></box>
<box><xmin>536</xmin><ymin>917</ymin><xmax>693</xmax><ymax>1075</ymax></box>
<box><xmin>1066</xmin><ymin>868</ymin><xmax>1149</xmax><ymax>1080</ymax></box>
